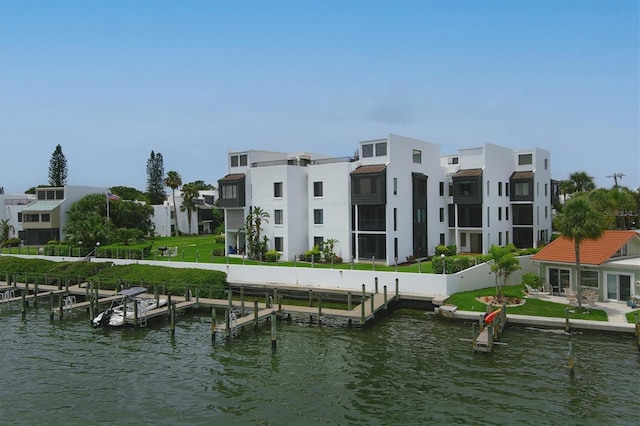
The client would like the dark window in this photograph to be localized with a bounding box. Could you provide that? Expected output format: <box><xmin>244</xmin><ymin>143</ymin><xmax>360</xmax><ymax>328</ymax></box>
<box><xmin>514</xmin><ymin>182</ymin><xmax>530</xmax><ymax>197</ymax></box>
<box><xmin>56</xmin><ymin>190</ymin><xmax>64</xmax><ymax>199</ymax></box>
<box><xmin>274</xmin><ymin>210</ymin><xmax>283</xmax><ymax>225</ymax></box>
<box><xmin>498</xmin><ymin>207</ymin><xmax>502</xmax><ymax>221</ymax></box>
<box><xmin>41</xmin><ymin>214</ymin><xmax>50</xmax><ymax>222</ymax></box>
<box><xmin>274</xmin><ymin>182</ymin><xmax>283</xmax><ymax>198</ymax></box>
<box><xmin>393</xmin><ymin>208</ymin><xmax>397</xmax><ymax>231</ymax></box>
<box><xmin>314</xmin><ymin>236</ymin><xmax>324</xmax><ymax>249</ymax></box>
<box><xmin>239</xmin><ymin>155</ymin><xmax>248</xmax><ymax>166</ymax></box>
<box><xmin>439</xmin><ymin>182</ymin><xmax>444</xmax><ymax>196</ymax></box>
<box><xmin>231</xmin><ymin>156</ymin><xmax>238</xmax><ymax>167</ymax></box>
<box><xmin>416</xmin><ymin>179</ymin><xmax>426</xmax><ymax>196</ymax></box>
<box><xmin>313</xmin><ymin>181</ymin><xmax>323</xmax><ymax>197</ymax></box>
<box><xmin>314</xmin><ymin>209</ymin><xmax>323</xmax><ymax>225</ymax></box>
<box><xmin>274</xmin><ymin>237</ymin><xmax>283</xmax><ymax>252</ymax></box>
<box><xmin>353</xmin><ymin>177</ymin><xmax>373</xmax><ymax>195</ymax></box>
<box><xmin>221</xmin><ymin>184</ymin><xmax>237</xmax><ymax>199</ymax></box>
<box><xmin>518</xmin><ymin>153</ymin><xmax>533</xmax><ymax>165</ymax></box>
<box><xmin>375</xmin><ymin>142</ymin><xmax>387</xmax><ymax>156</ymax></box>
<box><xmin>412</xmin><ymin>149</ymin><xmax>422</xmax><ymax>163</ymax></box>
<box><xmin>440</xmin><ymin>233</ymin><xmax>445</xmax><ymax>245</ymax></box>
<box><xmin>498</xmin><ymin>182</ymin><xmax>503</xmax><ymax>196</ymax></box>
<box><xmin>362</xmin><ymin>144</ymin><xmax>374</xmax><ymax>157</ymax></box>
<box><xmin>439</xmin><ymin>208</ymin><xmax>445</xmax><ymax>222</ymax></box>
<box><xmin>506</xmin><ymin>207</ymin><xmax>509</xmax><ymax>221</ymax></box>
<box><xmin>17</xmin><ymin>212</ymin><xmax>22</xmax><ymax>222</ymax></box>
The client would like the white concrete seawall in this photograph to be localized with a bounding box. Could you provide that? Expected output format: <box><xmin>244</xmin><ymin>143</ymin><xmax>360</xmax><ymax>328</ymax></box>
<box><xmin>1</xmin><ymin>254</ymin><xmax>536</xmax><ymax>298</ymax></box>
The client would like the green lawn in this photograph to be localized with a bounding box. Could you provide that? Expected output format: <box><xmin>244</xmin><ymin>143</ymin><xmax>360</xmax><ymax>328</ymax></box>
<box><xmin>445</xmin><ymin>285</ymin><xmax>609</xmax><ymax>321</ymax></box>
<box><xmin>139</xmin><ymin>236</ymin><xmax>434</xmax><ymax>272</ymax></box>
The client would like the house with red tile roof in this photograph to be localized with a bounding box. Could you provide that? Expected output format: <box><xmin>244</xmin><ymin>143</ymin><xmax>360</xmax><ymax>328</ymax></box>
<box><xmin>531</xmin><ymin>230</ymin><xmax>640</xmax><ymax>302</ymax></box>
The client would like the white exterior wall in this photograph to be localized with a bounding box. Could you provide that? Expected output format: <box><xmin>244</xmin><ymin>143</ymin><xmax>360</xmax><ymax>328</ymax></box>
<box><xmin>533</xmin><ymin>148</ymin><xmax>552</xmax><ymax>245</ymax></box>
<box><xmin>152</xmin><ymin>205</ymin><xmax>172</xmax><ymax>237</ymax></box>
<box><xmin>385</xmin><ymin>134</ymin><xmax>446</xmax><ymax>262</ymax></box>
<box><xmin>307</xmin><ymin>161</ymin><xmax>355</xmax><ymax>261</ymax></box>
<box><xmin>1</xmin><ymin>194</ymin><xmax>36</xmax><ymax>240</ymax></box>
<box><xmin>482</xmin><ymin>143</ymin><xmax>517</xmax><ymax>252</ymax></box>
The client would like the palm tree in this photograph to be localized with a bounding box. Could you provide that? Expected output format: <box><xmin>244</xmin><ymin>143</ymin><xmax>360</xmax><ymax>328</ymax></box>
<box><xmin>0</xmin><ymin>218</ymin><xmax>15</xmax><ymax>243</ymax></box>
<box><xmin>244</xmin><ymin>206</ymin><xmax>269</xmax><ymax>259</ymax></box>
<box><xmin>164</xmin><ymin>171</ymin><xmax>182</xmax><ymax>236</ymax></box>
<box><xmin>569</xmin><ymin>171</ymin><xmax>596</xmax><ymax>193</ymax></box>
<box><xmin>180</xmin><ymin>183</ymin><xmax>200</xmax><ymax>234</ymax></box>
<box><xmin>554</xmin><ymin>197</ymin><xmax>605</xmax><ymax>307</ymax></box>
<box><xmin>488</xmin><ymin>244</ymin><xmax>521</xmax><ymax>303</ymax></box>
<box><xmin>558</xmin><ymin>179</ymin><xmax>575</xmax><ymax>205</ymax></box>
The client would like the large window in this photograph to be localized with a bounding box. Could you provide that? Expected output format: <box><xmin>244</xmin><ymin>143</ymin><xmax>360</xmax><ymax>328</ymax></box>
<box><xmin>518</xmin><ymin>153</ymin><xmax>533</xmax><ymax>165</ymax></box>
<box><xmin>221</xmin><ymin>184</ymin><xmax>237</xmax><ymax>199</ymax></box>
<box><xmin>353</xmin><ymin>177</ymin><xmax>373</xmax><ymax>195</ymax></box>
<box><xmin>361</xmin><ymin>142</ymin><xmax>387</xmax><ymax>157</ymax></box>
<box><xmin>582</xmin><ymin>270</ymin><xmax>599</xmax><ymax>288</ymax></box>
<box><xmin>375</xmin><ymin>142</ymin><xmax>387</xmax><ymax>156</ymax></box>
<box><xmin>274</xmin><ymin>209</ymin><xmax>283</xmax><ymax>225</ymax></box>
<box><xmin>230</xmin><ymin>154</ymin><xmax>248</xmax><ymax>167</ymax></box>
<box><xmin>314</xmin><ymin>209</ymin><xmax>323</xmax><ymax>225</ymax></box>
<box><xmin>549</xmin><ymin>268</ymin><xmax>570</xmax><ymax>293</ymax></box>
<box><xmin>362</xmin><ymin>144</ymin><xmax>374</xmax><ymax>157</ymax></box>
<box><xmin>313</xmin><ymin>181</ymin><xmax>323</xmax><ymax>197</ymax></box>
<box><xmin>514</xmin><ymin>182</ymin><xmax>530</xmax><ymax>197</ymax></box>
<box><xmin>412</xmin><ymin>149</ymin><xmax>422</xmax><ymax>163</ymax></box>
<box><xmin>274</xmin><ymin>182</ymin><xmax>283</xmax><ymax>198</ymax></box>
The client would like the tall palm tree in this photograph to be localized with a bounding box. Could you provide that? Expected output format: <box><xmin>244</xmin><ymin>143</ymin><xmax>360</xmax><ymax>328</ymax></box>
<box><xmin>554</xmin><ymin>197</ymin><xmax>605</xmax><ymax>307</ymax></box>
<box><xmin>558</xmin><ymin>179</ymin><xmax>575</xmax><ymax>205</ymax></box>
<box><xmin>164</xmin><ymin>171</ymin><xmax>182</xmax><ymax>236</ymax></box>
<box><xmin>0</xmin><ymin>218</ymin><xmax>15</xmax><ymax>243</ymax></box>
<box><xmin>244</xmin><ymin>206</ymin><xmax>269</xmax><ymax>259</ymax></box>
<box><xmin>180</xmin><ymin>183</ymin><xmax>200</xmax><ymax>234</ymax></box>
<box><xmin>569</xmin><ymin>171</ymin><xmax>596</xmax><ymax>193</ymax></box>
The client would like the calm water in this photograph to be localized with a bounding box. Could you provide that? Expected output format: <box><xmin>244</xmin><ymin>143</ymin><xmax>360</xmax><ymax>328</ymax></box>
<box><xmin>1</xmin><ymin>303</ymin><xmax>639</xmax><ymax>425</ymax></box>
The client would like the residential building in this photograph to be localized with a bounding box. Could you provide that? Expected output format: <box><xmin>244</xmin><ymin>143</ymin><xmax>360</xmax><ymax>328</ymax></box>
<box><xmin>19</xmin><ymin>185</ymin><xmax>108</xmax><ymax>245</ymax></box>
<box><xmin>1</xmin><ymin>193</ymin><xmax>37</xmax><ymax>241</ymax></box>
<box><xmin>151</xmin><ymin>189</ymin><xmax>218</xmax><ymax>237</ymax></box>
<box><xmin>218</xmin><ymin>135</ymin><xmax>555</xmax><ymax>265</ymax></box>
<box><xmin>531</xmin><ymin>230</ymin><xmax>640</xmax><ymax>302</ymax></box>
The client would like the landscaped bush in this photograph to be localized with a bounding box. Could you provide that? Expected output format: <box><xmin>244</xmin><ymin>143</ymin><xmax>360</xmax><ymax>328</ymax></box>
<box><xmin>2</xmin><ymin>238</ymin><xmax>21</xmax><ymax>247</ymax></box>
<box><xmin>264</xmin><ymin>249</ymin><xmax>281</xmax><ymax>262</ymax></box>
<box><xmin>305</xmin><ymin>246</ymin><xmax>322</xmax><ymax>262</ymax></box>
<box><xmin>522</xmin><ymin>272</ymin><xmax>542</xmax><ymax>289</ymax></box>
<box><xmin>213</xmin><ymin>234</ymin><xmax>225</xmax><ymax>244</ymax></box>
<box><xmin>435</xmin><ymin>245</ymin><xmax>447</xmax><ymax>256</ymax></box>
<box><xmin>446</xmin><ymin>245</ymin><xmax>457</xmax><ymax>256</ymax></box>
<box><xmin>432</xmin><ymin>254</ymin><xmax>491</xmax><ymax>274</ymax></box>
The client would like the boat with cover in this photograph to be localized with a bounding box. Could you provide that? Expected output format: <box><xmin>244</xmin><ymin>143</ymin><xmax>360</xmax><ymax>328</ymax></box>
<box><xmin>92</xmin><ymin>287</ymin><xmax>167</xmax><ymax>327</ymax></box>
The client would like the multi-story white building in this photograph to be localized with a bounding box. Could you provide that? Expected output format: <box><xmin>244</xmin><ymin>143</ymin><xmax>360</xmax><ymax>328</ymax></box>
<box><xmin>151</xmin><ymin>189</ymin><xmax>219</xmax><ymax>237</ymax></box>
<box><xmin>218</xmin><ymin>135</ymin><xmax>556</xmax><ymax>265</ymax></box>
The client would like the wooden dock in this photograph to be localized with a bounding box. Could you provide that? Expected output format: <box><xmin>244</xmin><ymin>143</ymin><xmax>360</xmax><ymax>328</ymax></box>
<box><xmin>0</xmin><ymin>281</ymin><xmax>396</xmax><ymax>337</ymax></box>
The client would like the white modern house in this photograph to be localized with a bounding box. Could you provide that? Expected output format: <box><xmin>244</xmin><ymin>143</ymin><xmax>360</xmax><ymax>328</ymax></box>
<box><xmin>218</xmin><ymin>134</ymin><xmax>556</xmax><ymax>266</ymax></box>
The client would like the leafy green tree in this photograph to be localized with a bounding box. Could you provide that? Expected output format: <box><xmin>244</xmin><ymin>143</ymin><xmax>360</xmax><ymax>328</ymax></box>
<box><xmin>48</xmin><ymin>144</ymin><xmax>68</xmax><ymax>187</ymax></box>
<box><xmin>109</xmin><ymin>186</ymin><xmax>148</xmax><ymax>203</ymax></box>
<box><xmin>180</xmin><ymin>182</ymin><xmax>200</xmax><ymax>234</ymax></box>
<box><xmin>558</xmin><ymin>179</ymin><xmax>575</xmax><ymax>205</ymax></box>
<box><xmin>190</xmin><ymin>180</ymin><xmax>215</xmax><ymax>190</ymax></box>
<box><xmin>0</xmin><ymin>219</ymin><xmax>15</xmax><ymax>242</ymax></box>
<box><xmin>554</xmin><ymin>197</ymin><xmax>606</xmax><ymax>308</ymax></box>
<box><xmin>164</xmin><ymin>171</ymin><xmax>182</xmax><ymax>236</ymax></box>
<box><xmin>64</xmin><ymin>193</ymin><xmax>154</xmax><ymax>246</ymax></box>
<box><xmin>587</xmin><ymin>187</ymin><xmax>637</xmax><ymax>229</ymax></box>
<box><xmin>489</xmin><ymin>244</ymin><xmax>521</xmax><ymax>302</ymax></box>
<box><xmin>146</xmin><ymin>151</ymin><xmax>166</xmax><ymax>205</ymax></box>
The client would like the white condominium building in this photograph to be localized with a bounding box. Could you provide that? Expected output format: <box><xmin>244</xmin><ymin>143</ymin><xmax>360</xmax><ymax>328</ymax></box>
<box><xmin>218</xmin><ymin>134</ymin><xmax>556</xmax><ymax>266</ymax></box>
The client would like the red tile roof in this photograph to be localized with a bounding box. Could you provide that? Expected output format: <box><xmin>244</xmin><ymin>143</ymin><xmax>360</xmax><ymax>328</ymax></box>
<box><xmin>532</xmin><ymin>230</ymin><xmax>639</xmax><ymax>265</ymax></box>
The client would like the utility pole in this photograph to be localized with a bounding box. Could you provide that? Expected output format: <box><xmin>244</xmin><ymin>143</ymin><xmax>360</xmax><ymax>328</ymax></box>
<box><xmin>606</xmin><ymin>173</ymin><xmax>625</xmax><ymax>188</ymax></box>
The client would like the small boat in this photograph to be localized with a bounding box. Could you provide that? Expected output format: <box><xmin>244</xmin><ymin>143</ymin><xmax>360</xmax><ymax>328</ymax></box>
<box><xmin>93</xmin><ymin>287</ymin><xmax>167</xmax><ymax>327</ymax></box>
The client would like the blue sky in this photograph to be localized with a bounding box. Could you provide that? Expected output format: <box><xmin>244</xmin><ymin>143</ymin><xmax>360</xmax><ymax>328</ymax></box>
<box><xmin>1</xmin><ymin>0</ymin><xmax>638</xmax><ymax>194</ymax></box>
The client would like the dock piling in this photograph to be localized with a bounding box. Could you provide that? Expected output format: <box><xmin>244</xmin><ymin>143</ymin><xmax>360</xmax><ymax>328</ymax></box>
<box><xmin>211</xmin><ymin>307</ymin><xmax>216</xmax><ymax>343</ymax></box>
<box><xmin>383</xmin><ymin>285</ymin><xmax>388</xmax><ymax>310</ymax></box>
<box><xmin>565</xmin><ymin>307</ymin><xmax>570</xmax><ymax>333</ymax></box>
<box><xmin>568</xmin><ymin>341</ymin><xmax>575</xmax><ymax>375</ymax></box>
<box><xmin>270</xmin><ymin>312</ymin><xmax>277</xmax><ymax>351</ymax></box>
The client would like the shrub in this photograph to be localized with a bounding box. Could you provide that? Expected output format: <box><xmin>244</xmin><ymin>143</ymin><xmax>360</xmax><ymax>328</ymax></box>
<box><xmin>446</xmin><ymin>245</ymin><xmax>457</xmax><ymax>256</ymax></box>
<box><xmin>213</xmin><ymin>234</ymin><xmax>226</xmax><ymax>244</ymax></box>
<box><xmin>305</xmin><ymin>246</ymin><xmax>322</xmax><ymax>262</ymax></box>
<box><xmin>2</xmin><ymin>238</ymin><xmax>21</xmax><ymax>247</ymax></box>
<box><xmin>435</xmin><ymin>245</ymin><xmax>448</xmax><ymax>256</ymax></box>
<box><xmin>522</xmin><ymin>272</ymin><xmax>542</xmax><ymax>289</ymax></box>
<box><xmin>264</xmin><ymin>249</ymin><xmax>281</xmax><ymax>262</ymax></box>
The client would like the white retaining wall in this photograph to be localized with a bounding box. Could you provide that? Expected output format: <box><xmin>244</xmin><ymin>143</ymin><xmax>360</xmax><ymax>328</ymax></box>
<box><xmin>1</xmin><ymin>255</ymin><xmax>535</xmax><ymax>298</ymax></box>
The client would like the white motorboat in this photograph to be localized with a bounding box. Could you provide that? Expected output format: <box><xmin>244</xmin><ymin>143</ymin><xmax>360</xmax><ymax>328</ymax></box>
<box><xmin>93</xmin><ymin>287</ymin><xmax>167</xmax><ymax>327</ymax></box>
